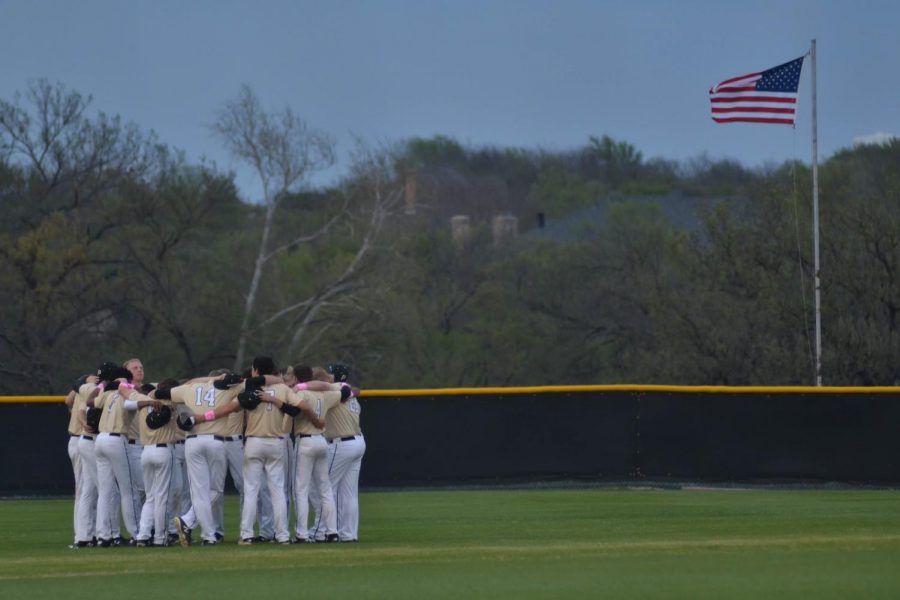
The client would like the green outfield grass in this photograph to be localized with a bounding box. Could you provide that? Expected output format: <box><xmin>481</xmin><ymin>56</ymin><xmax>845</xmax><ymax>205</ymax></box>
<box><xmin>1</xmin><ymin>488</ymin><xmax>899</xmax><ymax>598</ymax></box>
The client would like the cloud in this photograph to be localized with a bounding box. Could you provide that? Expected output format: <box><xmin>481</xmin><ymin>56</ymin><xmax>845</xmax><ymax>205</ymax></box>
<box><xmin>853</xmin><ymin>132</ymin><xmax>896</xmax><ymax>147</ymax></box>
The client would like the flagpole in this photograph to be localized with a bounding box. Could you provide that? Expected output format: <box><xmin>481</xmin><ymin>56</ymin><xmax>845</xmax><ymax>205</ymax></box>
<box><xmin>811</xmin><ymin>38</ymin><xmax>822</xmax><ymax>386</ymax></box>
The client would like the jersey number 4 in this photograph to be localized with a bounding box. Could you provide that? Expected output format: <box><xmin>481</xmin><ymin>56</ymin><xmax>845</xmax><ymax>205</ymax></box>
<box><xmin>195</xmin><ymin>387</ymin><xmax>216</xmax><ymax>407</ymax></box>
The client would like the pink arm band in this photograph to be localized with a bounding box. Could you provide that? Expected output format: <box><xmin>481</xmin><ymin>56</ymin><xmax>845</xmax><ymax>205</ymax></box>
<box><xmin>294</xmin><ymin>383</ymin><xmax>307</xmax><ymax>391</ymax></box>
<box><xmin>204</xmin><ymin>410</ymin><xmax>216</xmax><ymax>421</ymax></box>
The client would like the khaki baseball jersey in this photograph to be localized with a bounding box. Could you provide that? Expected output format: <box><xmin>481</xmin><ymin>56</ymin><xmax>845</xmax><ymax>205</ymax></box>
<box><xmin>95</xmin><ymin>388</ymin><xmax>133</xmax><ymax>434</ymax></box>
<box><xmin>76</xmin><ymin>383</ymin><xmax>100</xmax><ymax>430</ymax></box>
<box><xmin>126</xmin><ymin>409</ymin><xmax>142</xmax><ymax>442</ymax></box>
<box><xmin>134</xmin><ymin>395</ymin><xmax>180</xmax><ymax>445</ymax></box>
<box><xmin>67</xmin><ymin>384</ymin><xmax>93</xmax><ymax>435</ymax></box>
<box><xmin>244</xmin><ymin>383</ymin><xmax>294</xmax><ymax>438</ymax></box>
<box><xmin>223</xmin><ymin>410</ymin><xmax>245</xmax><ymax>437</ymax></box>
<box><xmin>170</xmin><ymin>381</ymin><xmax>243</xmax><ymax>437</ymax></box>
<box><xmin>324</xmin><ymin>395</ymin><xmax>362</xmax><ymax>438</ymax></box>
<box><xmin>290</xmin><ymin>389</ymin><xmax>342</xmax><ymax>436</ymax></box>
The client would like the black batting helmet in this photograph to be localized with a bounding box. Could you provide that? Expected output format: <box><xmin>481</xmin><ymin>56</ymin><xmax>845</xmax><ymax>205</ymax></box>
<box><xmin>327</xmin><ymin>363</ymin><xmax>350</xmax><ymax>383</ymax></box>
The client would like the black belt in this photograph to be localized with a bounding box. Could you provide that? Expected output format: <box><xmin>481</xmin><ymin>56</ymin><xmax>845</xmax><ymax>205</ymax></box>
<box><xmin>108</xmin><ymin>432</ymin><xmax>122</xmax><ymax>437</ymax></box>
<box><xmin>297</xmin><ymin>433</ymin><xmax>313</xmax><ymax>438</ymax></box>
<box><xmin>154</xmin><ymin>443</ymin><xmax>172</xmax><ymax>448</ymax></box>
<box><xmin>328</xmin><ymin>436</ymin><xmax>356</xmax><ymax>443</ymax></box>
<box><xmin>187</xmin><ymin>434</ymin><xmax>226</xmax><ymax>441</ymax></box>
<box><xmin>69</xmin><ymin>432</ymin><xmax>79</xmax><ymax>437</ymax></box>
<box><xmin>223</xmin><ymin>435</ymin><xmax>242</xmax><ymax>442</ymax></box>
<box><xmin>81</xmin><ymin>435</ymin><xmax>94</xmax><ymax>441</ymax></box>
<box><xmin>127</xmin><ymin>439</ymin><xmax>138</xmax><ymax>445</ymax></box>
<box><xmin>176</xmin><ymin>440</ymin><xmax>185</xmax><ymax>444</ymax></box>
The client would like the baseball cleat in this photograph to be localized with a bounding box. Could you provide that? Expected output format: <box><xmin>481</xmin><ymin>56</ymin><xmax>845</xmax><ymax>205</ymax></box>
<box><xmin>110</xmin><ymin>536</ymin><xmax>135</xmax><ymax>547</ymax></box>
<box><xmin>174</xmin><ymin>517</ymin><xmax>192</xmax><ymax>547</ymax></box>
<box><xmin>200</xmin><ymin>539</ymin><xmax>219</xmax><ymax>546</ymax></box>
<box><xmin>290</xmin><ymin>537</ymin><xmax>311</xmax><ymax>544</ymax></box>
<box><xmin>324</xmin><ymin>534</ymin><xmax>340</xmax><ymax>543</ymax></box>
<box><xmin>238</xmin><ymin>538</ymin><xmax>255</xmax><ymax>545</ymax></box>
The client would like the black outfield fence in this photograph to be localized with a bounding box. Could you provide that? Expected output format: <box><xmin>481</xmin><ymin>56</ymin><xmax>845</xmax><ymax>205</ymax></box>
<box><xmin>1</xmin><ymin>385</ymin><xmax>898</xmax><ymax>496</ymax></box>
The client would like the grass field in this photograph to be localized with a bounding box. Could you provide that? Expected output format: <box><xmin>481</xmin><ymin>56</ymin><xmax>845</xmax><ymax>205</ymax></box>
<box><xmin>1</xmin><ymin>488</ymin><xmax>899</xmax><ymax>598</ymax></box>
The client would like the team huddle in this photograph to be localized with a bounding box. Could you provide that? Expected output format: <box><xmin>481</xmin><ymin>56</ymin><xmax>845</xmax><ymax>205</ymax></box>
<box><xmin>64</xmin><ymin>356</ymin><xmax>365</xmax><ymax>547</ymax></box>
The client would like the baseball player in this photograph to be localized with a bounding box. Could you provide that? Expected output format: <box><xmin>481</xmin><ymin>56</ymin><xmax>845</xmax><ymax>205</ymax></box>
<box><xmin>66</xmin><ymin>373</ymin><xmax>99</xmax><ymax>548</ymax></box>
<box><xmin>123</xmin><ymin>359</ymin><xmax>147</xmax><ymax>506</ymax></box>
<box><xmin>220</xmin><ymin>395</ymin><xmax>276</xmax><ymax>542</ymax></box>
<box><xmin>321</xmin><ymin>363</ymin><xmax>365</xmax><ymax>542</ymax></box>
<box><xmin>286</xmin><ymin>364</ymin><xmax>345</xmax><ymax>543</ymax></box>
<box><xmin>72</xmin><ymin>368</ymin><xmax>114</xmax><ymax>548</ymax></box>
<box><xmin>87</xmin><ymin>365</ymin><xmax>144</xmax><ymax>545</ymax></box>
<box><xmin>237</xmin><ymin>357</ymin><xmax>295</xmax><ymax>544</ymax></box>
<box><xmin>118</xmin><ymin>379</ymin><xmax>179</xmax><ymax>547</ymax></box>
<box><xmin>156</xmin><ymin>371</ymin><xmax>241</xmax><ymax>545</ymax></box>
<box><xmin>278</xmin><ymin>366</ymin><xmax>296</xmax><ymax>532</ymax></box>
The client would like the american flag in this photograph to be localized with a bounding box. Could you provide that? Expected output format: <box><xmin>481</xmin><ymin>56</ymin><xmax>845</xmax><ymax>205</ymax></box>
<box><xmin>710</xmin><ymin>56</ymin><xmax>805</xmax><ymax>125</ymax></box>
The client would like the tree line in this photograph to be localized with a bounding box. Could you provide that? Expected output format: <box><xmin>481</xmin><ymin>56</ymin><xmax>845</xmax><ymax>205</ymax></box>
<box><xmin>1</xmin><ymin>81</ymin><xmax>897</xmax><ymax>394</ymax></box>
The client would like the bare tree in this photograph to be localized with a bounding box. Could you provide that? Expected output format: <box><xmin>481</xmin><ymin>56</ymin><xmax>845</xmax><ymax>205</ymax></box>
<box><xmin>211</xmin><ymin>85</ymin><xmax>336</xmax><ymax>369</ymax></box>
<box><xmin>0</xmin><ymin>79</ymin><xmax>153</xmax><ymax>224</ymax></box>
<box><xmin>267</xmin><ymin>141</ymin><xmax>403</xmax><ymax>359</ymax></box>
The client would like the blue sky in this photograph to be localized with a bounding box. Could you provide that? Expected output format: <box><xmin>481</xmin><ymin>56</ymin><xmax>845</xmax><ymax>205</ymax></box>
<box><xmin>2</xmin><ymin>0</ymin><xmax>897</xmax><ymax>201</ymax></box>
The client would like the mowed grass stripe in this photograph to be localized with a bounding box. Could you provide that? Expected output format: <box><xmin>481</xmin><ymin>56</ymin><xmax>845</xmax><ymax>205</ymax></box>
<box><xmin>1</xmin><ymin>489</ymin><xmax>899</xmax><ymax>598</ymax></box>
<box><xmin>3</xmin><ymin>533</ymin><xmax>900</xmax><ymax>581</ymax></box>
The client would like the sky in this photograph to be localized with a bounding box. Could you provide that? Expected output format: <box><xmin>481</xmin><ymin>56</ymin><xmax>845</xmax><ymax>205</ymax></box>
<box><xmin>1</xmin><ymin>0</ymin><xmax>898</xmax><ymax>202</ymax></box>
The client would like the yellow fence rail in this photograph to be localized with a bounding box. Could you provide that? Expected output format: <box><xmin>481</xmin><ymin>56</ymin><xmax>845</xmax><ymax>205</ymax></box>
<box><xmin>1</xmin><ymin>384</ymin><xmax>898</xmax><ymax>404</ymax></box>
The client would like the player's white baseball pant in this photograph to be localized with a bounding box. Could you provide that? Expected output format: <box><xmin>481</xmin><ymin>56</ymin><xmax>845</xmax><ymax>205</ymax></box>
<box><xmin>225</xmin><ymin>435</ymin><xmax>275</xmax><ymax>539</ymax></box>
<box><xmin>283</xmin><ymin>436</ymin><xmax>294</xmax><ymax>506</ymax></box>
<box><xmin>308</xmin><ymin>476</ymin><xmax>324</xmax><ymax>541</ymax></box>
<box><xmin>68</xmin><ymin>435</ymin><xmax>83</xmax><ymax>543</ymax></box>
<box><xmin>75</xmin><ymin>435</ymin><xmax>99</xmax><ymax>542</ymax></box>
<box><xmin>183</xmin><ymin>434</ymin><xmax>227</xmax><ymax>543</ymax></box>
<box><xmin>126</xmin><ymin>439</ymin><xmax>145</xmax><ymax>504</ymax></box>
<box><xmin>219</xmin><ymin>436</ymin><xmax>239</xmax><ymax>537</ymax></box>
<box><xmin>138</xmin><ymin>443</ymin><xmax>174</xmax><ymax>545</ymax></box>
<box><xmin>294</xmin><ymin>433</ymin><xmax>336</xmax><ymax>540</ymax></box>
<box><xmin>312</xmin><ymin>434</ymin><xmax>365</xmax><ymax>541</ymax></box>
<box><xmin>95</xmin><ymin>432</ymin><xmax>141</xmax><ymax>540</ymax></box>
<box><xmin>330</xmin><ymin>434</ymin><xmax>365</xmax><ymax>541</ymax></box>
<box><xmin>240</xmin><ymin>436</ymin><xmax>289</xmax><ymax>543</ymax></box>
<box><xmin>172</xmin><ymin>441</ymin><xmax>189</xmax><ymax>534</ymax></box>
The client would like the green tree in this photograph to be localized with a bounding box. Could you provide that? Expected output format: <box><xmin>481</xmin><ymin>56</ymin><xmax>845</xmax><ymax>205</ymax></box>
<box><xmin>588</xmin><ymin>134</ymin><xmax>643</xmax><ymax>187</ymax></box>
<box><xmin>820</xmin><ymin>140</ymin><xmax>900</xmax><ymax>384</ymax></box>
<box><xmin>0</xmin><ymin>81</ymin><xmax>157</xmax><ymax>392</ymax></box>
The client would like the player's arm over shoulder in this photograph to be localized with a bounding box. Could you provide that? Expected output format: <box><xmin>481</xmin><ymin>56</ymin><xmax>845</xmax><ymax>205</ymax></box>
<box><xmin>164</xmin><ymin>383</ymin><xmax>196</xmax><ymax>404</ymax></box>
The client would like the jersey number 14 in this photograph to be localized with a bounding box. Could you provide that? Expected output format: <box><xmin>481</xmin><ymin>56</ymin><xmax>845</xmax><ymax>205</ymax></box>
<box><xmin>195</xmin><ymin>387</ymin><xmax>216</xmax><ymax>407</ymax></box>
